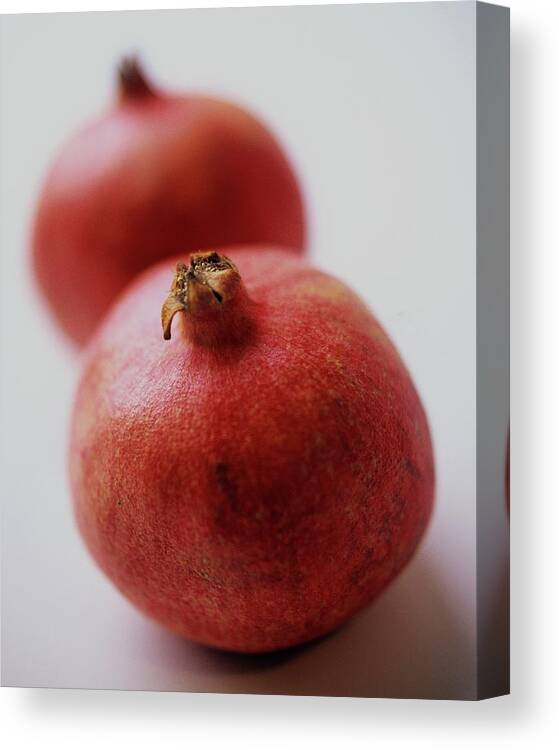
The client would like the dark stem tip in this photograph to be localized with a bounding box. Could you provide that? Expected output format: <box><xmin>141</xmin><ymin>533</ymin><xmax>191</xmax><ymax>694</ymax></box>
<box><xmin>118</xmin><ymin>56</ymin><xmax>155</xmax><ymax>100</ymax></box>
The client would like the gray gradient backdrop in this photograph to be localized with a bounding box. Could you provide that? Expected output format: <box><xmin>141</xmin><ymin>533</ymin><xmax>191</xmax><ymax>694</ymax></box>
<box><xmin>0</xmin><ymin>2</ymin><xmax>508</xmax><ymax>698</ymax></box>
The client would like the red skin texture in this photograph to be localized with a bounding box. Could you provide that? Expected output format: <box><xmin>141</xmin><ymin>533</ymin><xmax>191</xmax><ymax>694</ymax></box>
<box><xmin>69</xmin><ymin>247</ymin><xmax>435</xmax><ymax>653</ymax></box>
<box><xmin>32</xmin><ymin>83</ymin><xmax>305</xmax><ymax>346</ymax></box>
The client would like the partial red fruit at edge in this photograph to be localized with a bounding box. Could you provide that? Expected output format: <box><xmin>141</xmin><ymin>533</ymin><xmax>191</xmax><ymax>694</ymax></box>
<box><xmin>32</xmin><ymin>59</ymin><xmax>305</xmax><ymax>346</ymax></box>
<box><xmin>506</xmin><ymin>429</ymin><xmax>510</xmax><ymax>512</ymax></box>
<box><xmin>69</xmin><ymin>247</ymin><xmax>434</xmax><ymax>653</ymax></box>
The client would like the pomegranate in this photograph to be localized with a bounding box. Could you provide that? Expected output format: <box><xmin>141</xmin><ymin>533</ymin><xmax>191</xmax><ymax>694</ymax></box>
<box><xmin>69</xmin><ymin>248</ymin><xmax>434</xmax><ymax>652</ymax></box>
<box><xmin>32</xmin><ymin>58</ymin><xmax>305</xmax><ymax>346</ymax></box>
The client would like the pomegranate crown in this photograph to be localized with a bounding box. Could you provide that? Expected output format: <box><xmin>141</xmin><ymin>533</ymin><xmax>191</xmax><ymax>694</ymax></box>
<box><xmin>118</xmin><ymin>55</ymin><xmax>156</xmax><ymax>100</ymax></box>
<box><xmin>161</xmin><ymin>252</ymin><xmax>244</xmax><ymax>341</ymax></box>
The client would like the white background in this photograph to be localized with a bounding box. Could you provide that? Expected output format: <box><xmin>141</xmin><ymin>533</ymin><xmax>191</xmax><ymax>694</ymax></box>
<box><xmin>0</xmin><ymin>0</ymin><xmax>557</xmax><ymax>746</ymax></box>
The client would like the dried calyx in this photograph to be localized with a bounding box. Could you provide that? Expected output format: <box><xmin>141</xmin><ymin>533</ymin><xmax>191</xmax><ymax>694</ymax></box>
<box><xmin>161</xmin><ymin>252</ymin><xmax>250</xmax><ymax>343</ymax></box>
<box><xmin>118</xmin><ymin>56</ymin><xmax>156</xmax><ymax>100</ymax></box>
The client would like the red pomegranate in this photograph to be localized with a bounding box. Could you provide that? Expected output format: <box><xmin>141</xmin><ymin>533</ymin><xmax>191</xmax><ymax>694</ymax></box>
<box><xmin>69</xmin><ymin>248</ymin><xmax>434</xmax><ymax>652</ymax></box>
<box><xmin>32</xmin><ymin>59</ymin><xmax>305</xmax><ymax>346</ymax></box>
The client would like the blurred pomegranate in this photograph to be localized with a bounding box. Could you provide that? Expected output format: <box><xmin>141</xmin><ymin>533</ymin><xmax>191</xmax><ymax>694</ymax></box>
<box><xmin>32</xmin><ymin>58</ymin><xmax>306</xmax><ymax>346</ymax></box>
